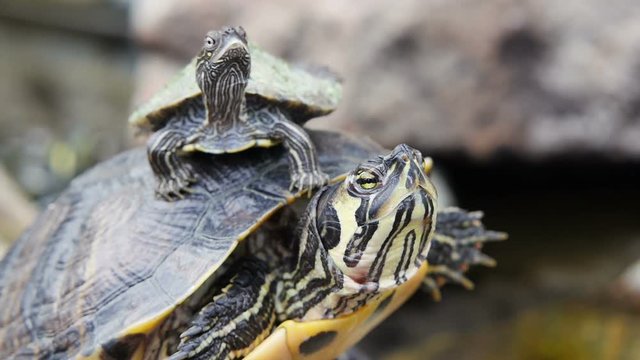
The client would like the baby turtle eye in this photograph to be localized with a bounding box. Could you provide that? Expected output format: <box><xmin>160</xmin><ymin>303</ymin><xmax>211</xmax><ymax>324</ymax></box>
<box><xmin>355</xmin><ymin>170</ymin><xmax>381</xmax><ymax>191</ymax></box>
<box><xmin>204</xmin><ymin>37</ymin><xmax>216</xmax><ymax>47</ymax></box>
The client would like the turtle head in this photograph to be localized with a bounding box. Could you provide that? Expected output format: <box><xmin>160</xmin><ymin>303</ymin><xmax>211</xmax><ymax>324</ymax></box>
<box><xmin>196</xmin><ymin>26</ymin><xmax>250</xmax><ymax>117</ymax></box>
<box><xmin>316</xmin><ymin>144</ymin><xmax>438</xmax><ymax>292</ymax></box>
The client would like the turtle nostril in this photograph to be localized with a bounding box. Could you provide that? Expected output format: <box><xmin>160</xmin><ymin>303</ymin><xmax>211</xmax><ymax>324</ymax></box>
<box><xmin>235</xmin><ymin>26</ymin><xmax>247</xmax><ymax>39</ymax></box>
<box><xmin>391</xmin><ymin>144</ymin><xmax>418</xmax><ymax>163</ymax></box>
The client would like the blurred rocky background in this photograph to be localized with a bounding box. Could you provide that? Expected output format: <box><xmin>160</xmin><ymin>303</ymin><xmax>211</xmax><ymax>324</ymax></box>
<box><xmin>2</xmin><ymin>0</ymin><xmax>640</xmax><ymax>359</ymax></box>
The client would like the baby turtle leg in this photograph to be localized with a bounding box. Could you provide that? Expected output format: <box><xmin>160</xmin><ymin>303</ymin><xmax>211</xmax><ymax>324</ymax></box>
<box><xmin>271</xmin><ymin>120</ymin><xmax>329</xmax><ymax>194</ymax></box>
<box><xmin>169</xmin><ymin>257</ymin><xmax>278</xmax><ymax>360</ymax></box>
<box><xmin>251</xmin><ymin>106</ymin><xmax>329</xmax><ymax>194</ymax></box>
<box><xmin>147</xmin><ymin>129</ymin><xmax>197</xmax><ymax>200</ymax></box>
<box><xmin>423</xmin><ymin>207</ymin><xmax>507</xmax><ymax>301</ymax></box>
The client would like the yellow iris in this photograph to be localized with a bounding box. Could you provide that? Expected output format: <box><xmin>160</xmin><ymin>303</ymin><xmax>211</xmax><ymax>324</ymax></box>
<box><xmin>356</xmin><ymin>171</ymin><xmax>380</xmax><ymax>190</ymax></box>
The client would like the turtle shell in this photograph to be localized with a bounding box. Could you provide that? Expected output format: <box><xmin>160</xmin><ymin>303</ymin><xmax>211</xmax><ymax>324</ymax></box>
<box><xmin>0</xmin><ymin>130</ymin><xmax>381</xmax><ymax>359</ymax></box>
<box><xmin>129</xmin><ymin>43</ymin><xmax>342</xmax><ymax>134</ymax></box>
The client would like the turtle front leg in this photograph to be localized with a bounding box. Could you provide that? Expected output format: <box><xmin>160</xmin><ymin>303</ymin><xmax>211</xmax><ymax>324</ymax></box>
<box><xmin>168</xmin><ymin>257</ymin><xmax>278</xmax><ymax>360</ymax></box>
<box><xmin>147</xmin><ymin>129</ymin><xmax>197</xmax><ymax>200</ymax></box>
<box><xmin>423</xmin><ymin>207</ymin><xmax>507</xmax><ymax>301</ymax></box>
<box><xmin>250</xmin><ymin>106</ymin><xmax>328</xmax><ymax>194</ymax></box>
<box><xmin>268</xmin><ymin>118</ymin><xmax>329</xmax><ymax>195</ymax></box>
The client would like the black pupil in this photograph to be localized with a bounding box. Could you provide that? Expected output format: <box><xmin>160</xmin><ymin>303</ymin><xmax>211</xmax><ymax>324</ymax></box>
<box><xmin>357</xmin><ymin>176</ymin><xmax>378</xmax><ymax>185</ymax></box>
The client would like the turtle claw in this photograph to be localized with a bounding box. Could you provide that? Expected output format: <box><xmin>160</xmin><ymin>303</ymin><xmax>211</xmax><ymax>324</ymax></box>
<box><xmin>289</xmin><ymin>170</ymin><xmax>330</xmax><ymax>196</ymax></box>
<box><xmin>472</xmin><ymin>252</ymin><xmax>497</xmax><ymax>268</ymax></box>
<box><xmin>427</xmin><ymin>265</ymin><xmax>475</xmax><ymax>290</ymax></box>
<box><xmin>148</xmin><ymin>130</ymin><xmax>200</xmax><ymax>201</ymax></box>
<box><xmin>167</xmin><ymin>349</ymin><xmax>190</xmax><ymax>360</ymax></box>
<box><xmin>180</xmin><ymin>325</ymin><xmax>203</xmax><ymax>339</ymax></box>
<box><xmin>422</xmin><ymin>207</ymin><xmax>505</xmax><ymax>299</ymax></box>
<box><xmin>421</xmin><ymin>277</ymin><xmax>443</xmax><ymax>302</ymax></box>
<box><xmin>155</xmin><ymin>170</ymin><xmax>198</xmax><ymax>201</ymax></box>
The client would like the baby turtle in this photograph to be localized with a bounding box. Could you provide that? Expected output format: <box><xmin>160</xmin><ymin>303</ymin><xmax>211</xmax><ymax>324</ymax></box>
<box><xmin>130</xmin><ymin>26</ymin><xmax>341</xmax><ymax>199</ymax></box>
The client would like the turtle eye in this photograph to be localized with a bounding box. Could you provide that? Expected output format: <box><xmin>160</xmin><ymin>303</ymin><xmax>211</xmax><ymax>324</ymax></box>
<box><xmin>204</xmin><ymin>37</ymin><xmax>216</xmax><ymax>48</ymax></box>
<box><xmin>354</xmin><ymin>170</ymin><xmax>381</xmax><ymax>191</ymax></box>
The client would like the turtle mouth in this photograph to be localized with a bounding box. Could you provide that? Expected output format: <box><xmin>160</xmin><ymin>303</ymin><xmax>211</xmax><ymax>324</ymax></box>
<box><xmin>215</xmin><ymin>38</ymin><xmax>249</xmax><ymax>63</ymax></box>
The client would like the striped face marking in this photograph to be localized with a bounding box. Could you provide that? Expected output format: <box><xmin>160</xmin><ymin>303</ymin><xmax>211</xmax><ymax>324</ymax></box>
<box><xmin>317</xmin><ymin>144</ymin><xmax>438</xmax><ymax>293</ymax></box>
<box><xmin>195</xmin><ymin>26</ymin><xmax>251</xmax><ymax>128</ymax></box>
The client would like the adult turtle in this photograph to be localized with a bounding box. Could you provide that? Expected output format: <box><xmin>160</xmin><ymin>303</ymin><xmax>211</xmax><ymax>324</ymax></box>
<box><xmin>0</xmin><ymin>131</ymin><xmax>505</xmax><ymax>359</ymax></box>
<box><xmin>130</xmin><ymin>26</ymin><xmax>341</xmax><ymax>199</ymax></box>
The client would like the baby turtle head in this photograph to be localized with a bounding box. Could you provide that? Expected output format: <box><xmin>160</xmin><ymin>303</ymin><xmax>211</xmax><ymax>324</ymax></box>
<box><xmin>196</xmin><ymin>26</ymin><xmax>251</xmax><ymax>110</ymax></box>
<box><xmin>316</xmin><ymin>144</ymin><xmax>438</xmax><ymax>292</ymax></box>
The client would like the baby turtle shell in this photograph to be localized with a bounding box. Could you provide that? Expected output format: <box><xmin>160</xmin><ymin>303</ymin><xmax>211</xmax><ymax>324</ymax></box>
<box><xmin>129</xmin><ymin>43</ymin><xmax>342</xmax><ymax>134</ymax></box>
